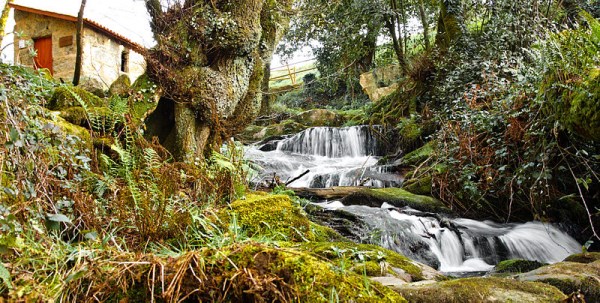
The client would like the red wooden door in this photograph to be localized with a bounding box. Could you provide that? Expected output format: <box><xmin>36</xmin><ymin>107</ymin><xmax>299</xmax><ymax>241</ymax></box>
<box><xmin>33</xmin><ymin>37</ymin><xmax>53</xmax><ymax>75</ymax></box>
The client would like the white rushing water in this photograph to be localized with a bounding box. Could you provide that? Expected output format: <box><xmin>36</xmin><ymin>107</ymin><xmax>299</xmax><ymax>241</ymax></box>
<box><xmin>246</xmin><ymin>125</ymin><xmax>402</xmax><ymax>188</ymax></box>
<box><xmin>246</xmin><ymin>125</ymin><xmax>582</xmax><ymax>274</ymax></box>
<box><xmin>316</xmin><ymin>201</ymin><xmax>581</xmax><ymax>273</ymax></box>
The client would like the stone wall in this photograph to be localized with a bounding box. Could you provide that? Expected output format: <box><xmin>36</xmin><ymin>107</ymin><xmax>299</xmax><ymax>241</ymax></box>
<box><xmin>14</xmin><ymin>10</ymin><xmax>77</xmax><ymax>81</ymax></box>
<box><xmin>13</xmin><ymin>10</ymin><xmax>145</xmax><ymax>89</ymax></box>
<box><xmin>81</xmin><ymin>28</ymin><xmax>145</xmax><ymax>88</ymax></box>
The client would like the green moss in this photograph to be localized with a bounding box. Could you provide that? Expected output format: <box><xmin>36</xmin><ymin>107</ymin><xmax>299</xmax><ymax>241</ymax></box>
<box><xmin>41</xmin><ymin>115</ymin><xmax>91</xmax><ymax>147</ymax></box>
<box><xmin>227</xmin><ymin>243</ymin><xmax>407</xmax><ymax>302</ymax></box>
<box><xmin>343</xmin><ymin>187</ymin><xmax>450</xmax><ymax>214</ymax></box>
<box><xmin>60</xmin><ymin>106</ymin><xmax>88</xmax><ymax>126</ymax></box>
<box><xmin>435</xmin><ymin>0</ymin><xmax>463</xmax><ymax>49</ymax></box>
<box><xmin>129</xmin><ymin>74</ymin><xmax>161</xmax><ymax>122</ymax></box>
<box><xmin>402</xmin><ymin>174</ymin><xmax>432</xmax><ymax>195</ymax></box>
<box><xmin>564</xmin><ymin>252</ymin><xmax>600</xmax><ymax>264</ymax></box>
<box><xmin>517</xmin><ymin>261</ymin><xmax>600</xmax><ymax>301</ymax></box>
<box><xmin>264</xmin><ymin>120</ymin><xmax>307</xmax><ymax>138</ymax></box>
<box><xmin>394</xmin><ymin>277</ymin><xmax>566</xmax><ymax>303</ymax></box>
<box><xmin>292</xmin><ymin>109</ymin><xmax>345</xmax><ymax>127</ymax></box>
<box><xmin>108</xmin><ymin>74</ymin><xmax>131</xmax><ymax>97</ymax></box>
<box><xmin>402</xmin><ymin>141</ymin><xmax>434</xmax><ymax>166</ymax></box>
<box><xmin>494</xmin><ymin>259</ymin><xmax>547</xmax><ymax>273</ymax></box>
<box><xmin>237</xmin><ymin>124</ymin><xmax>267</xmax><ymax>142</ymax></box>
<box><xmin>542</xmin><ymin>68</ymin><xmax>600</xmax><ymax>141</ymax></box>
<box><xmin>310</xmin><ymin>222</ymin><xmax>346</xmax><ymax>242</ymax></box>
<box><xmin>352</xmin><ymin>261</ymin><xmax>385</xmax><ymax>276</ymax></box>
<box><xmin>297</xmin><ymin>242</ymin><xmax>424</xmax><ymax>281</ymax></box>
<box><xmin>227</xmin><ymin>194</ymin><xmax>314</xmax><ymax>241</ymax></box>
<box><xmin>48</xmin><ymin>86</ymin><xmax>105</xmax><ymax>110</ymax></box>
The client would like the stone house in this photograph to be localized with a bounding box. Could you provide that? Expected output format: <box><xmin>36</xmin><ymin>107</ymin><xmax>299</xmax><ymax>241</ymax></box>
<box><xmin>10</xmin><ymin>2</ymin><xmax>146</xmax><ymax>89</ymax></box>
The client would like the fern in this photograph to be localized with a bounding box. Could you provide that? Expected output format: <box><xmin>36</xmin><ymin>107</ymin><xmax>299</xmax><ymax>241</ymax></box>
<box><xmin>143</xmin><ymin>148</ymin><xmax>162</xmax><ymax>170</ymax></box>
<box><xmin>63</xmin><ymin>86</ymin><xmax>106</xmax><ymax>134</ymax></box>
<box><xmin>210</xmin><ymin>151</ymin><xmax>235</xmax><ymax>172</ymax></box>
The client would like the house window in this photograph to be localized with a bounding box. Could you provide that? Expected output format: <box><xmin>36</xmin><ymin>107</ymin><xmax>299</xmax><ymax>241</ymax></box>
<box><xmin>121</xmin><ymin>50</ymin><xmax>129</xmax><ymax>73</ymax></box>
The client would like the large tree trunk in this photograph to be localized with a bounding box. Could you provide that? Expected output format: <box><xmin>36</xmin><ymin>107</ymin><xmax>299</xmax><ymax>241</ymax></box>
<box><xmin>417</xmin><ymin>0</ymin><xmax>431</xmax><ymax>50</ymax></box>
<box><xmin>145</xmin><ymin>0</ymin><xmax>291</xmax><ymax>161</ymax></box>
<box><xmin>387</xmin><ymin>0</ymin><xmax>407</xmax><ymax>71</ymax></box>
<box><xmin>386</xmin><ymin>19</ymin><xmax>407</xmax><ymax>71</ymax></box>
<box><xmin>435</xmin><ymin>0</ymin><xmax>463</xmax><ymax>49</ymax></box>
<box><xmin>73</xmin><ymin>0</ymin><xmax>86</xmax><ymax>86</ymax></box>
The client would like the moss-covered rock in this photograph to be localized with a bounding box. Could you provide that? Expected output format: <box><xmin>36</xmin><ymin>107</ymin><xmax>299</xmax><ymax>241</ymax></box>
<box><xmin>62</xmin><ymin>242</ymin><xmax>406</xmax><ymax>302</ymax></box>
<box><xmin>238</xmin><ymin>120</ymin><xmax>308</xmax><ymax>142</ymax></box>
<box><xmin>227</xmin><ymin>194</ymin><xmax>314</xmax><ymax>241</ymax></box>
<box><xmin>564</xmin><ymin>252</ymin><xmax>600</xmax><ymax>264</ymax></box>
<box><xmin>59</xmin><ymin>106</ymin><xmax>88</xmax><ymax>126</ymax></box>
<box><xmin>392</xmin><ymin>277</ymin><xmax>566</xmax><ymax>303</ymax></box>
<box><xmin>339</xmin><ymin>109</ymin><xmax>369</xmax><ymax>126</ymax></box>
<box><xmin>402</xmin><ymin>141</ymin><xmax>434</xmax><ymax>167</ymax></box>
<box><xmin>41</xmin><ymin>113</ymin><xmax>91</xmax><ymax>147</ymax></box>
<box><xmin>341</xmin><ymin>188</ymin><xmax>451</xmax><ymax>214</ymax></box>
<box><xmin>516</xmin><ymin>260</ymin><xmax>600</xmax><ymax>302</ymax></box>
<box><xmin>130</xmin><ymin>74</ymin><xmax>161</xmax><ymax>121</ymax></box>
<box><xmin>310</xmin><ymin>222</ymin><xmax>346</xmax><ymax>242</ymax></box>
<box><xmin>215</xmin><ymin>243</ymin><xmax>408</xmax><ymax>302</ymax></box>
<box><xmin>264</xmin><ymin>120</ymin><xmax>307</xmax><ymax>138</ymax></box>
<box><xmin>292</xmin><ymin>109</ymin><xmax>345</xmax><ymax>127</ymax></box>
<box><xmin>108</xmin><ymin>74</ymin><xmax>131</xmax><ymax>97</ymax></box>
<box><xmin>48</xmin><ymin>86</ymin><xmax>105</xmax><ymax>110</ymax></box>
<box><xmin>494</xmin><ymin>259</ymin><xmax>547</xmax><ymax>274</ymax></box>
<box><xmin>396</xmin><ymin>117</ymin><xmax>423</xmax><ymax>152</ymax></box>
<box><xmin>296</xmin><ymin>241</ymin><xmax>433</xmax><ymax>282</ymax></box>
<box><xmin>402</xmin><ymin>173</ymin><xmax>433</xmax><ymax>195</ymax></box>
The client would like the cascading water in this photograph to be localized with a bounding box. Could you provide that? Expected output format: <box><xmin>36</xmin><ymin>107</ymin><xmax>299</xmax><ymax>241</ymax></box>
<box><xmin>244</xmin><ymin>125</ymin><xmax>582</xmax><ymax>274</ymax></box>
<box><xmin>315</xmin><ymin>202</ymin><xmax>581</xmax><ymax>274</ymax></box>
<box><xmin>246</xmin><ymin>125</ymin><xmax>401</xmax><ymax>188</ymax></box>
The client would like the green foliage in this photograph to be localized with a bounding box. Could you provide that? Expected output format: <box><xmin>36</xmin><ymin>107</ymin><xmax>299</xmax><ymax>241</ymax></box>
<box><xmin>226</xmin><ymin>194</ymin><xmax>314</xmax><ymax>242</ymax></box>
<box><xmin>537</xmin><ymin>12</ymin><xmax>600</xmax><ymax>141</ymax></box>
<box><xmin>378</xmin><ymin>2</ymin><xmax>600</xmax><ymax>229</ymax></box>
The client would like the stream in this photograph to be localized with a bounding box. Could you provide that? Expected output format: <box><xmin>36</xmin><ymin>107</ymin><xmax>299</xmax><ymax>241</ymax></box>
<box><xmin>245</xmin><ymin>125</ymin><xmax>581</xmax><ymax>274</ymax></box>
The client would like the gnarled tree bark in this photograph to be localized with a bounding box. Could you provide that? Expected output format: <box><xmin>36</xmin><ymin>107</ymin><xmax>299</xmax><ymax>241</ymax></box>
<box><xmin>145</xmin><ymin>0</ymin><xmax>291</xmax><ymax>162</ymax></box>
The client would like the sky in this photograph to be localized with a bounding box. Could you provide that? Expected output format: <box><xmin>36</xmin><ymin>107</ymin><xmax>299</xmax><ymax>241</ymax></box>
<box><xmin>0</xmin><ymin>0</ymin><xmax>309</xmax><ymax>67</ymax></box>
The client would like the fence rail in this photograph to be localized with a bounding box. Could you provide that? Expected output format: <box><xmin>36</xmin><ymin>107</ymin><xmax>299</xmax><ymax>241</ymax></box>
<box><xmin>269</xmin><ymin>59</ymin><xmax>317</xmax><ymax>85</ymax></box>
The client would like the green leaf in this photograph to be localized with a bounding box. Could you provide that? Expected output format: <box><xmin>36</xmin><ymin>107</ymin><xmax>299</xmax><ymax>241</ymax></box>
<box><xmin>46</xmin><ymin>213</ymin><xmax>72</xmax><ymax>224</ymax></box>
<box><xmin>64</xmin><ymin>268</ymin><xmax>87</xmax><ymax>283</ymax></box>
<box><xmin>0</xmin><ymin>262</ymin><xmax>12</xmax><ymax>289</ymax></box>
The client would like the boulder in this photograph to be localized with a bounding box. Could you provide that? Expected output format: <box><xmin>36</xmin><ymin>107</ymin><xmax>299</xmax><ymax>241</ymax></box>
<box><xmin>130</xmin><ymin>73</ymin><xmax>161</xmax><ymax>121</ymax></box>
<box><xmin>239</xmin><ymin>120</ymin><xmax>307</xmax><ymax>142</ymax></box>
<box><xmin>360</xmin><ymin>65</ymin><xmax>403</xmax><ymax>102</ymax></box>
<box><xmin>108</xmin><ymin>74</ymin><xmax>131</xmax><ymax>97</ymax></box>
<box><xmin>516</xmin><ymin>260</ymin><xmax>600</xmax><ymax>303</ymax></box>
<box><xmin>564</xmin><ymin>252</ymin><xmax>600</xmax><ymax>264</ymax></box>
<box><xmin>392</xmin><ymin>277</ymin><xmax>566</xmax><ymax>303</ymax></box>
<box><xmin>494</xmin><ymin>259</ymin><xmax>547</xmax><ymax>274</ymax></box>
<box><xmin>48</xmin><ymin>86</ymin><xmax>105</xmax><ymax>110</ymax></box>
<box><xmin>292</xmin><ymin>109</ymin><xmax>345</xmax><ymax>127</ymax></box>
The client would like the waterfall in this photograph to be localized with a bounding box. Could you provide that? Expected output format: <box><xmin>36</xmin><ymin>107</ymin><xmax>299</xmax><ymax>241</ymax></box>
<box><xmin>316</xmin><ymin>202</ymin><xmax>581</xmax><ymax>274</ymax></box>
<box><xmin>246</xmin><ymin>125</ymin><xmax>400</xmax><ymax>188</ymax></box>
<box><xmin>277</xmin><ymin>126</ymin><xmax>382</xmax><ymax>157</ymax></box>
<box><xmin>244</xmin><ymin>125</ymin><xmax>582</xmax><ymax>274</ymax></box>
